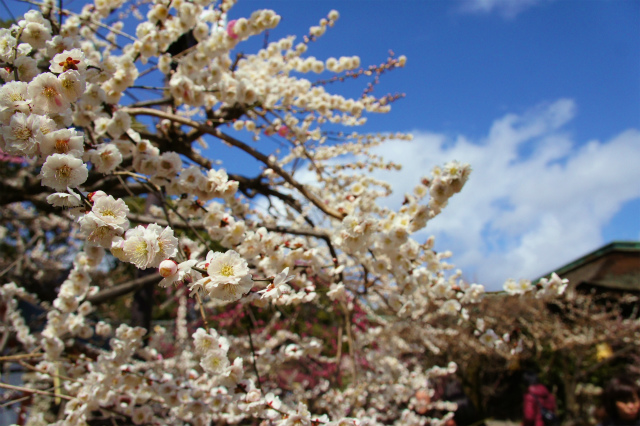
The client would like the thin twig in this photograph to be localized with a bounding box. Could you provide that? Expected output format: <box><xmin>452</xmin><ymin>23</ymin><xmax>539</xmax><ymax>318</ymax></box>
<box><xmin>18</xmin><ymin>360</ymin><xmax>75</xmax><ymax>382</ymax></box>
<box><xmin>0</xmin><ymin>353</ymin><xmax>44</xmax><ymax>362</ymax></box>
<box><xmin>129</xmin><ymin>85</ymin><xmax>168</xmax><ymax>91</ymax></box>
<box><xmin>128</xmin><ymin>97</ymin><xmax>173</xmax><ymax>108</ymax></box>
<box><xmin>163</xmin><ymin>201</ymin><xmax>212</xmax><ymax>251</ymax></box>
<box><xmin>194</xmin><ymin>292</ymin><xmax>209</xmax><ymax>329</ymax></box>
<box><xmin>0</xmin><ymin>393</ymin><xmax>32</xmax><ymax>409</ymax></box>
<box><xmin>341</xmin><ymin>302</ymin><xmax>358</xmax><ymax>383</ymax></box>
<box><xmin>16</xmin><ymin>0</ymin><xmax>137</xmax><ymax>41</ymax></box>
<box><xmin>0</xmin><ymin>382</ymin><xmax>74</xmax><ymax>401</ymax></box>
<box><xmin>121</xmin><ymin>107</ymin><xmax>345</xmax><ymax>220</ymax></box>
<box><xmin>244</xmin><ymin>307</ymin><xmax>262</xmax><ymax>391</ymax></box>
<box><xmin>334</xmin><ymin>323</ymin><xmax>343</xmax><ymax>384</ymax></box>
<box><xmin>87</xmin><ymin>273</ymin><xmax>160</xmax><ymax>305</ymax></box>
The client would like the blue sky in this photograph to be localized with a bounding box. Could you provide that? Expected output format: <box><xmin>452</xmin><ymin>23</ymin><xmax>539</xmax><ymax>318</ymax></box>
<box><xmin>5</xmin><ymin>0</ymin><xmax>639</xmax><ymax>289</ymax></box>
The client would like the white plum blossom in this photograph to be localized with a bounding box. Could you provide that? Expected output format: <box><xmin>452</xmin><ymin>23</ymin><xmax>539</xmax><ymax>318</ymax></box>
<box><xmin>122</xmin><ymin>224</ymin><xmax>178</xmax><ymax>269</ymax></box>
<box><xmin>39</xmin><ymin>128</ymin><xmax>84</xmax><ymax>158</ymax></box>
<box><xmin>58</xmin><ymin>70</ymin><xmax>86</xmax><ymax>102</ymax></box>
<box><xmin>14</xmin><ymin>56</ymin><xmax>39</xmax><ymax>83</ymax></box>
<box><xmin>40</xmin><ymin>153</ymin><xmax>88</xmax><ymax>191</ymax></box>
<box><xmin>2</xmin><ymin>112</ymin><xmax>42</xmax><ymax>157</ymax></box>
<box><xmin>28</xmin><ymin>72</ymin><xmax>70</xmax><ymax>115</ymax></box>
<box><xmin>131</xmin><ymin>406</ymin><xmax>153</xmax><ymax>425</ymax></box>
<box><xmin>47</xmin><ymin>190</ymin><xmax>82</xmax><ymax>207</ymax></box>
<box><xmin>90</xmin><ymin>195</ymin><xmax>129</xmax><ymax>227</ymax></box>
<box><xmin>0</xmin><ymin>28</ymin><xmax>16</xmax><ymax>62</ymax></box>
<box><xmin>0</xmin><ymin>81</ymin><xmax>30</xmax><ymax>120</ymax></box>
<box><xmin>178</xmin><ymin>165</ymin><xmax>205</xmax><ymax>194</ymax></box>
<box><xmin>80</xmin><ymin>214</ymin><xmax>126</xmax><ymax>248</ymax></box>
<box><xmin>200</xmin><ymin>349</ymin><xmax>230</xmax><ymax>374</ymax></box>
<box><xmin>50</xmin><ymin>48</ymin><xmax>87</xmax><ymax>74</ymax></box>
<box><xmin>192</xmin><ymin>327</ymin><xmax>230</xmax><ymax>355</ymax></box>
<box><xmin>205</xmin><ymin>250</ymin><xmax>250</xmax><ymax>286</ymax></box>
<box><xmin>460</xmin><ymin>283</ymin><xmax>485</xmax><ymax>303</ymax></box>
<box><xmin>441</xmin><ymin>299</ymin><xmax>461</xmax><ymax>315</ymax></box>
<box><xmin>191</xmin><ymin>250</ymin><xmax>253</xmax><ymax>302</ymax></box>
<box><xmin>88</xmin><ymin>143</ymin><xmax>123</xmax><ymax>173</ymax></box>
<box><xmin>158</xmin><ymin>259</ymin><xmax>197</xmax><ymax>288</ymax></box>
<box><xmin>280</xmin><ymin>403</ymin><xmax>312</xmax><ymax>426</ymax></box>
<box><xmin>503</xmin><ymin>278</ymin><xmax>533</xmax><ymax>295</ymax></box>
<box><xmin>155</xmin><ymin>151</ymin><xmax>182</xmax><ymax>178</ymax></box>
<box><xmin>82</xmin><ymin>83</ymin><xmax>106</xmax><ymax>106</ymax></box>
<box><xmin>159</xmin><ymin>259</ymin><xmax>178</xmax><ymax>278</ymax></box>
<box><xmin>106</xmin><ymin>110</ymin><xmax>131</xmax><ymax>138</ymax></box>
<box><xmin>479</xmin><ymin>329</ymin><xmax>500</xmax><ymax>347</ymax></box>
<box><xmin>259</xmin><ymin>267</ymin><xmax>294</xmax><ymax>300</ymax></box>
<box><xmin>20</xmin><ymin>21</ymin><xmax>51</xmax><ymax>49</ymax></box>
<box><xmin>327</xmin><ymin>282</ymin><xmax>347</xmax><ymax>302</ymax></box>
<box><xmin>536</xmin><ymin>272</ymin><xmax>569</xmax><ymax>298</ymax></box>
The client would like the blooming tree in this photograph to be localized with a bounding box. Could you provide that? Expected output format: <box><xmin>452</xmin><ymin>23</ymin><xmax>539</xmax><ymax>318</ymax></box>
<box><xmin>0</xmin><ymin>1</ymin><xmax>567</xmax><ymax>425</ymax></box>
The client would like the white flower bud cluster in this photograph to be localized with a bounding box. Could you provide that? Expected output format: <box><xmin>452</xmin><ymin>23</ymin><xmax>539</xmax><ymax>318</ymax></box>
<box><xmin>535</xmin><ymin>272</ymin><xmax>569</xmax><ymax>298</ymax></box>
<box><xmin>111</xmin><ymin>223</ymin><xmax>178</xmax><ymax>270</ymax></box>
<box><xmin>502</xmin><ymin>272</ymin><xmax>567</xmax><ymax>299</ymax></box>
<box><xmin>0</xmin><ymin>283</ymin><xmax>39</xmax><ymax>350</ymax></box>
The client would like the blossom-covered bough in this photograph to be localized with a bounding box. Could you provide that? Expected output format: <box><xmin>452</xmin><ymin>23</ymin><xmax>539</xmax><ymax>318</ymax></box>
<box><xmin>0</xmin><ymin>1</ymin><xmax>567</xmax><ymax>425</ymax></box>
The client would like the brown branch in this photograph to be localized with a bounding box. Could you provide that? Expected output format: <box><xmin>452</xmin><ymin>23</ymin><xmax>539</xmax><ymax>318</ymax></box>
<box><xmin>263</xmin><ymin>225</ymin><xmax>328</xmax><ymax>240</ymax></box>
<box><xmin>121</xmin><ymin>107</ymin><xmax>345</xmax><ymax>220</ymax></box>
<box><xmin>264</xmin><ymin>224</ymin><xmax>343</xmax><ymax>282</ymax></box>
<box><xmin>335</xmin><ymin>323</ymin><xmax>343</xmax><ymax>383</ymax></box>
<box><xmin>127</xmin><ymin>97</ymin><xmax>173</xmax><ymax>108</ymax></box>
<box><xmin>244</xmin><ymin>307</ymin><xmax>262</xmax><ymax>391</ymax></box>
<box><xmin>87</xmin><ymin>273</ymin><xmax>161</xmax><ymax>305</ymax></box>
<box><xmin>127</xmin><ymin>213</ymin><xmax>196</xmax><ymax>228</ymax></box>
<box><xmin>211</xmin><ymin>131</ymin><xmax>337</xmax><ymax>219</ymax></box>
<box><xmin>0</xmin><ymin>382</ymin><xmax>74</xmax><ymax>401</ymax></box>
<box><xmin>0</xmin><ymin>353</ymin><xmax>44</xmax><ymax>362</ymax></box>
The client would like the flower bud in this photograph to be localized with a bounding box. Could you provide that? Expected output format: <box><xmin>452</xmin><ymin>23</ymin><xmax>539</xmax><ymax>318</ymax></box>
<box><xmin>159</xmin><ymin>259</ymin><xmax>178</xmax><ymax>277</ymax></box>
<box><xmin>226</xmin><ymin>20</ymin><xmax>238</xmax><ymax>39</ymax></box>
<box><xmin>277</xmin><ymin>125</ymin><xmax>289</xmax><ymax>137</ymax></box>
<box><xmin>246</xmin><ymin>388</ymin><xmax>261</xmax><ymax>403</ymax></box>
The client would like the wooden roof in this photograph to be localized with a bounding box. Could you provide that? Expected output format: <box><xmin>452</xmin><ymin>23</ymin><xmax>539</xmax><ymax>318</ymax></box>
<box><xmin>538</xmin><ymin>241</ymin><xmax>640</xmax><ymax>293</ymax></box>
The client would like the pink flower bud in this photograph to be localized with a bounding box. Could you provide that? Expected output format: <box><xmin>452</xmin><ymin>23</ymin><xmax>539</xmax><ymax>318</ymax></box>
<box><xmin>227</xmin><ymin>20</ymin><xmax>238</xmax><ymax>39</ymax></box>
<box><xmin>88</xmin><ymin>190</ymin><xmax>107</xmax><ymax>203</ymax></box>
<box><xmin>159</xmin><ymin>259</ymin><xmax>178</xmax><ymax>277</ymax></box>
<box><xmin>277</xmin><ymin>125</ymin><xmax>289</xmax><ymax>137</ymax></box>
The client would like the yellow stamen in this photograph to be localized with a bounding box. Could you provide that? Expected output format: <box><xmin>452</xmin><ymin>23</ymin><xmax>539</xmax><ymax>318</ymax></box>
<box><xmin>100</xmin><ymin>209</ymin><xmax>116</xmax><ymax>218</ymax></box>
<box><xmin>55</xmin><ymin>165</ymin><xmax>72</xmax><ymax>180</ymax></box>
<box><xmin>55</xmin><ymin>139</ymin><xmax>69</xmax><ymax>153</ymax></box>
<box><xmin>220</xmin><ymin>264</ymin><xmax>234</xmax><ymax>277</ymax></box>
<box><xmin>43</xmin><ymin>86</ymin><xmax>58</xmax><ymax>99</ymax></box>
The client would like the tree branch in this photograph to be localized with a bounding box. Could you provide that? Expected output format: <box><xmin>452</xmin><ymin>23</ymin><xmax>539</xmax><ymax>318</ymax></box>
<box><xmin>87</xmin><ymin>273</ymin><xmax>161</xmax><ymax>305</ymax></box>
<box><xmin>121</xmin><ymin>107</ymin><xmax>345</xmax><ymax>220</ymax></box>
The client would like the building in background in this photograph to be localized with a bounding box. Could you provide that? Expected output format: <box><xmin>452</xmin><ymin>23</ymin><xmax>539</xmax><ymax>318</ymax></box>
<box><xmin>543</xmin><ymin>241</ymin><xmax>640</xmax><ymax>316</ymax></box>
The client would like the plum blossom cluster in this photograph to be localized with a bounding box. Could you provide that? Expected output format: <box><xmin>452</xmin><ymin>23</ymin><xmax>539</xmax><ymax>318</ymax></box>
<box><xmin>502</xmin><ymin>272</ymin><xmax>568</xmax><ymax>298</ymax></box>
<box><xmin>0</xmin><ymin>0</ymin><xmax>567</xmax><ymax>425</ymax></box>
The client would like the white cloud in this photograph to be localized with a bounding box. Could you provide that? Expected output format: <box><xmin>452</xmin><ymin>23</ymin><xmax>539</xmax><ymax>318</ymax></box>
<box><xmin>369</xmin><ymin>99</ymin><xmax>640</xmax><ymax>289</ymax></box>
<box><xmin>457</xmin><ymin>0</ymin><xmax>551</xmax><ymax>19</ymax></box>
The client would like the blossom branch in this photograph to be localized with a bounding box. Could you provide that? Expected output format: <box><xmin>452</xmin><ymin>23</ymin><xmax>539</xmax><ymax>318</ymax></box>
<box><xmin>87</xmin><ymin>273</ymin><xmax>161</xmax><ymax>305</ymax></box>
<box><xmin>121</xmin><ymin>107</ymin><xmax>345</xmax><ymax>220</ymax></box>
<box><xmin>0</xmin><ymin>382</ymin><xmax>74</xmax><ymax>401</ymax></box>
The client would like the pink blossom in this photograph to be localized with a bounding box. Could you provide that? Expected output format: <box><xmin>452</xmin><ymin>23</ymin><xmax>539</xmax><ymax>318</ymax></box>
<box><xmin>226</xmin><ymin>20</ymin><xmax>238</xmax><ymax>39</ymax></box>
